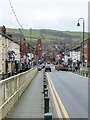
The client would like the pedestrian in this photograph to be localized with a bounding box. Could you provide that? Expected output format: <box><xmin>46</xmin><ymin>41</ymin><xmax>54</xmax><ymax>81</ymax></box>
<box><xmin>75</xmin><ymin>63</ymin><xmax>78</xmax><ymax>72</ymax></box>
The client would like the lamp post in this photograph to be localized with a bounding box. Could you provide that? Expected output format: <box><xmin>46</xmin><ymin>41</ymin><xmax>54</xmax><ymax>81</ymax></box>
<box><xmin>77</xmin><ymin>18</ymin><xmax>85</xmax><ymax>67</ymax></box>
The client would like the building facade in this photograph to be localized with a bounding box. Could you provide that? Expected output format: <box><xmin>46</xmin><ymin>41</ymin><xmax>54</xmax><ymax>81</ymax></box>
<box><xmin>0</xmin><ymin>26</ymin><xmax>20</xmax><ymax>76</ymax></box>
<box><xmin>68</xmin><ymin>39</ymin><xmax>88</xmax><ymax>66</ymax></box>
<box><xmin>35</xmin><ymin>38</ymin><xmax>42</xmax><ymax>63</ymax></box>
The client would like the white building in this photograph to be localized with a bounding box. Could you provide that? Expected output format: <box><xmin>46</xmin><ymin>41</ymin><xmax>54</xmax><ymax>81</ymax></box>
<box><xmin>70</xmin><ymin>51</ymin><xmax>80</xmax><ymax>62</ymax></box>
<box><xmin>0</xmin><ymin>26</ymin><xmax>20</xmax><ymax>76</ymax></box>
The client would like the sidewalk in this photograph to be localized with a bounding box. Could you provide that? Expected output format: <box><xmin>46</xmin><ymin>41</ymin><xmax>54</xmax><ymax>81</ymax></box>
<box><xmin>7</xmin><ymin>71</ymin><xmax>44</xmax><ymax>118</ymax></box>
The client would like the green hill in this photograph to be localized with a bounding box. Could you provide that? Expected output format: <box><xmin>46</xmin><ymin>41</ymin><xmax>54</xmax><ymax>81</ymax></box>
<box><xmin>6</xmin><ymin>28</ymin><xmax>88</xmax><ymax>42</ymax></box>
<box><xmin>6</xmin><ymin>28</ymin><xmax>88</xmax><ymax>50</ymax></box>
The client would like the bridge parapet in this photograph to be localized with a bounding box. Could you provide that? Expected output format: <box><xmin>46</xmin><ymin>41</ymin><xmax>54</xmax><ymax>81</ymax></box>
<box><xmin>77</xmin><ymin>67</ymin><xmax>90</xmax><ymax>77</ymax></box>
<box><xmin>0</xmin><ymin>67</ymin><xmax>37</xmax><ymax>119</ymax></box>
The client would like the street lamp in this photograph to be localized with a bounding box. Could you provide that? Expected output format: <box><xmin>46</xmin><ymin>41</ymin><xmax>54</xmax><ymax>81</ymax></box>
<box><xmin>77</xmin><ymin>18</ymin><xmax>85</xmax><ymax>67</ymax></box>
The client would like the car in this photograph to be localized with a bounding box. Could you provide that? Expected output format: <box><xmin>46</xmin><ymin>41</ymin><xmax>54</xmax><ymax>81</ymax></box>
<box><xmin>55</xmin><ymin>64</ymin><xmax>68</xmax><ymax>71</ymax></box>
<box><xmin>37</xmin><ymin>66</ymin><xmax>42</xmax><ymax>71</ymax></box>
<box><xmin>47</xmin><ymin>61</ymin><xmax>50</xmax><ymax>64</ymax></box>
<box><xmin>42</xmin><ymin>65</ymin><xmax>45</xmax><ymax>69</ymax></box>
<box><xmin>45</xmin><ymin>66</ymin><xmax>51</xmax><ymax>72</ymax></box>
<box><xmin>41</xmin><ymin>64</ymin><xmax>45</xmax><ymax>69</ymax></box>
<box><xmin>55</xmin><ymin>64</ymin><xmax>60</xmax><ymax>71</ymax></box>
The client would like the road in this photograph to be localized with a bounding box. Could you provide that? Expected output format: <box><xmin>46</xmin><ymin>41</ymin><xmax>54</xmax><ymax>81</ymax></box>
<box><xmin>46</xmin><ymin>64</ymin><xmax>88</xmax><ymax>118</ymax></box>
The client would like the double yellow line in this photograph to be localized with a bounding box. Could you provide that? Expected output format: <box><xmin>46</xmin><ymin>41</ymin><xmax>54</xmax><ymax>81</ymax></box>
<box><xmin>47</xmin><ymin>73</ymin><xmax>70</xmax><ymax>119</ymax></box>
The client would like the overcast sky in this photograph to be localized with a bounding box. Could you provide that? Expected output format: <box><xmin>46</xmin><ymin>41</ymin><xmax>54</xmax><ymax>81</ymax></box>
<box><xmin>0</xmin><ymin>0</ymin><xmax>89</xmax><ymax>31</ymax></box>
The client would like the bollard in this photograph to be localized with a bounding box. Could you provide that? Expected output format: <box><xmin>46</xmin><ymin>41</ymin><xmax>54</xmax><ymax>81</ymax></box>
<box><xmin>43</xmin><ymin>73</ymin><xmax>45</xmax><ymax>76</ymax></box>
<box><xmin>44</xmin><ymin>83</ymin><xmax>47</xmax><ymax>89</ymax></box>
<box><xmin>44</xmin><ymin>112</ymin><xmax>52</xmax><ymax>120</ymax></box>
<box><xmin>43</xmin><ymin>80</ymin><xmax>48</xmax><ymax>87</ymax></box>
<box><xmin>42</xmin><ymin>83</ymin><xmax>47</xmax><ymax>94</ymax></box>
<box><xmin>43</xmin><ymin>74</ymin><xmax>46</xmax><ymax>79</ymax></box>
<box><xmin>44</xmin><ymin>88</ymin><xmax>48</xmax><ymax>97</ymax></box>
<box><xmin>44</xmin><ymin>76</ymin><xmax>46</xmax><ymax>79</ymax></box>
<box><xmin>44</xmin><ymin>97</ymin><xmax>50</xmax><ymax>113</ymax></box>
<box><xmin>43</xmin><ymin>79</ymin><xmax>46</xmax><ymax>84</ymax></box>
<box><xmin>43</xmin><ymin>74</ymin><xmax>46</xmax><ymax>77</ymax></box>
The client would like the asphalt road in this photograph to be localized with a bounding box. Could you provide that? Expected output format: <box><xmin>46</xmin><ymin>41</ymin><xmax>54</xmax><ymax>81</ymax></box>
<box><xmin>47</xmin><ymin>64</ymin><xmax>88</xmax><ymax>118</ymax></box>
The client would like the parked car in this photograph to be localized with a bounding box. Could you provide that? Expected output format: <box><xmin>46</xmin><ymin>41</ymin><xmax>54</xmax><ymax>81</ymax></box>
<box><xmin>41</xmin><ymin>64</ymin><xmax>45</xmax><ymax>69</ymax></box>
<box><xmin>38</xmin><ymin>66</ymin><xmax>42</xmax><ymax>71</ymax></box>
<box><xmin>55</xmin><ymin>64</ymin><xmax>68</xmax><ymax>71</ymax></box>
<box><xmin>45</xmin><ymin>66</ymin><xmax>51</xmax><ymax>72</ymax></box>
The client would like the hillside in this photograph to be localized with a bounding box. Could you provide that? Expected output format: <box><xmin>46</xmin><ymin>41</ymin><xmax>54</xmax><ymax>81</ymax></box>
<box><xmin>6</xmin><ymin>28</ymin><xmax>88</xmax><ymax>50</ymax></box>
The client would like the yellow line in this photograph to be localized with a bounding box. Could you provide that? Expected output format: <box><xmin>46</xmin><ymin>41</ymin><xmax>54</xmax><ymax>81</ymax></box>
<box><xmin>48</xmin><ymin>74</ymin><xmax>70</xmax><ymax>119</ymax></box>
<box><xmin>47</xmin><ymin>74</ymin><xmax>63</xmax><ymax>119</ymax></box>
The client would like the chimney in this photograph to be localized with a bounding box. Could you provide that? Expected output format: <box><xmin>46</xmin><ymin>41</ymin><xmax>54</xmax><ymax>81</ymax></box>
<box><xmin>0</xmin><ymin>26</ymin><xmax>6</xmax><ymax>35</ymax></box>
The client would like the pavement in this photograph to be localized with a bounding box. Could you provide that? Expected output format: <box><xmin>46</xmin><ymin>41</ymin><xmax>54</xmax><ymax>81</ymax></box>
<box><xmin>7</xmin><ymin>71</ymin><xmax>44</xmax><ymax>118</ymax></box>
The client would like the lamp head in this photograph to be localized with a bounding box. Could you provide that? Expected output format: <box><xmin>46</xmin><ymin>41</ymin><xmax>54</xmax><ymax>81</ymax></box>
<box><xmin>77</xmin><ymin>22</ymin><xmax>80</xmax><ymax>26</ymax></box>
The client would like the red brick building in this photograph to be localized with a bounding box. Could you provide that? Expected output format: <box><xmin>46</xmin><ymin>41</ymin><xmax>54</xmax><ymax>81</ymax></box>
<box><xmin>21</xmin><ymin>41</ymin><xmax>30</xmax><ymax>54</ymax></box>
<box><xmin>35</xmin><ymin>39</ymin><xmax>42</xmax><ymax>60</ymax></box>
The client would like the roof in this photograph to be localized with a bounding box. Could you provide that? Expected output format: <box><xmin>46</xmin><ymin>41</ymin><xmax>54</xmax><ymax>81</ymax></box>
<box><xmin>0</xmin><ymin>32</ymin><xmax>19</xmax><ymax>45</ymax></box>
<box><xmin>71</xmin><ymin>38</ymin><xmax>88</xmax><ymax>51</ymax></box>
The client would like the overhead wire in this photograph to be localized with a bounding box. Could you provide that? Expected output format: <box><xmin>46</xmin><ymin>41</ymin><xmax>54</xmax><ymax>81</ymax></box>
<box><xmin>8</xmin><ymin>0</ymin><xmax>36</xmax><ymax>55</ymax></box>
<box><xmin>8</xmin><ymin>0</ymin><xmax>25</xmax><ymax>39</ymax></box>
<box><xmin>8</xmin><ymin>0</ymin><xmax>41</xmax><ymax>43</ymax></box>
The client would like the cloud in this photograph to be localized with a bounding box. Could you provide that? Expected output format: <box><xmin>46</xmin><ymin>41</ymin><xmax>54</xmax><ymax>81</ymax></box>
<box><xmin>0</xmin><ymin>0</ymin><xmax>88</xmax><ymax>31</ymax></box>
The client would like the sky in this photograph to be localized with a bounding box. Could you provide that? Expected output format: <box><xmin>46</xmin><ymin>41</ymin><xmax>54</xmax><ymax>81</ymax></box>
<box><xmin>0</xmin><ymin>0</ymin><xmax>89</xmax><ymax>32</ymax></box>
